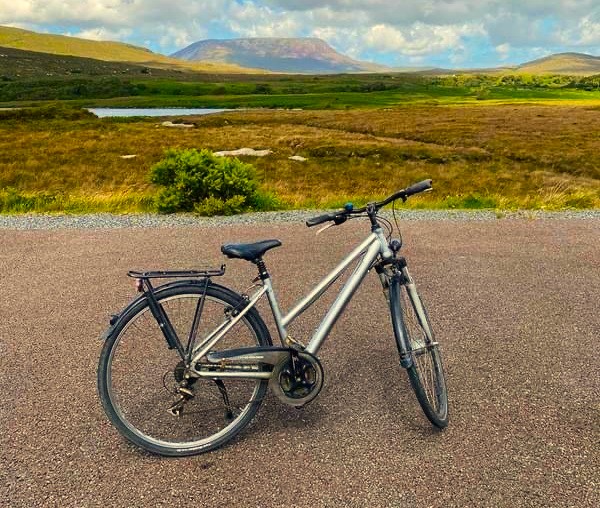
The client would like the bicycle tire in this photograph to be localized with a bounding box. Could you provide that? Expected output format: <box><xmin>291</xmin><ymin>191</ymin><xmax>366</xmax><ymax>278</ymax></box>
<box><xmin>98</xmin><ymin>282</ymin><xmax>272</xmax><ymax>456</ymax></box>
<box><xmin>390</xmin><ymin>275</ymin><xmax>449</xmax><ymax>428</ymax></box>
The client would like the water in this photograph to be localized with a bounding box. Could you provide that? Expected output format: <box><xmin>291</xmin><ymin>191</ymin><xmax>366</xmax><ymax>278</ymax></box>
<box><xmin>87</xmin><ymin>108</ymin><xmax>232</xmax><ymax>118</ymax></box>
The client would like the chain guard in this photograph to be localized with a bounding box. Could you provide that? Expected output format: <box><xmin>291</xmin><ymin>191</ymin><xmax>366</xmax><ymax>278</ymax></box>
<box><xmin>270</xmin><ymin>351</ymin><xmax>324</xmax><ymax>407</ymax></box>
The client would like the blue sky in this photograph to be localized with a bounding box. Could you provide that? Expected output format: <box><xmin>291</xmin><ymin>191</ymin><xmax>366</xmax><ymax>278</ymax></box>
<box><xmin>1</xmin><ymin>1</ymin><xmax>599</xmax><ymax>68</ymax></box>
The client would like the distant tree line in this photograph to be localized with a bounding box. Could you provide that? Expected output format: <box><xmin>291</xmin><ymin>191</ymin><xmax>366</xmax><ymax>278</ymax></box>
<box><xmin>0</xmin><ymin>72</ymin><xmax>598</xmax><ymax>103</ymax></box>
<box><xmin>432</xmin><ymin>73</ymin><xmax>600</xmax><ymax>90</ymax></box>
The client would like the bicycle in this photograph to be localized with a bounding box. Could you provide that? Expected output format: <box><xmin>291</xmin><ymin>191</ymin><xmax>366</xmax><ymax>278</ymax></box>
<box><xmin>98</xmin><ymin>179</ymin><xmax>449</xmax><ymax>456</ymax></box>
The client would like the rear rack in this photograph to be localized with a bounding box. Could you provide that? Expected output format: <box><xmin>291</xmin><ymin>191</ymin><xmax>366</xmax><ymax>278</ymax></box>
<box><xmin>127</xmin><ymin>264</ymin><xmax>225</xmax><ymax>279</ymax></box>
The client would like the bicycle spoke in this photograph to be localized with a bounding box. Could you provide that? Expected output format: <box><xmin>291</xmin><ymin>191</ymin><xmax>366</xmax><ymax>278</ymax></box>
<box><xmin>396</xmin><ymin>282</ymin><xmax>447</xmax><ymax>426</ymax></box>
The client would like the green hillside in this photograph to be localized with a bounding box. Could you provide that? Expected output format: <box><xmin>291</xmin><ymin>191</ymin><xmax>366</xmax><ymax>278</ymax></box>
<box><xmin>516</xmin><ymin>53</ymin><xmax>600</xmax><ymax>75</ymax></box>
<box><xmin>0</xmin><ymin>46</ymin><xmax>183</xmax><ymax>79</ymax></box>
<box><xmin>0</xmin><ymin>25</ymin><xmax>260</xmax><ymax>73</ymax></box>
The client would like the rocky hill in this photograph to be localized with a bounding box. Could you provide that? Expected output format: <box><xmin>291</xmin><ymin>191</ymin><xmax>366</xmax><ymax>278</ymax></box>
<box><xmin>171</xmin><ymin>37</ymin><xmax>390</xmax><ymax>73</ymax></box>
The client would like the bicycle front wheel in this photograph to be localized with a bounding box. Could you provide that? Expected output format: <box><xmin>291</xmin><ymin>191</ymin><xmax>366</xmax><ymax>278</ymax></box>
<box><xmin>98</xmin><ymin>283</ymin><xmax>271</xmax><ymax>456</ymax></box>
<box><xmin>390</xmin><ymin>274</ymin><xmax>449</xmax><ymax>428</ymax></box>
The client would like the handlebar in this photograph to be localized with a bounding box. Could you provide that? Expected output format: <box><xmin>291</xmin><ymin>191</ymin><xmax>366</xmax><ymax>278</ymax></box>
<box><xmin>306</xmin><ymin>179</ymin><xmax>432</xmax><ymax>228</ymax></box>
<box><xmin>305</xmin><ymin>212</ymin><xmax>347</xmax><ymax>227</ymax></box>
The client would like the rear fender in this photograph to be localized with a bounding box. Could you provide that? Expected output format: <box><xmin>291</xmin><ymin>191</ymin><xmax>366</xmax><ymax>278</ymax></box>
<box><xmin>100</xmin><ymin>279</ymin><xmax>271</xmax><ymax>346</ymax></box>
<box><xmin>100</xmin><ymin>279</ymin><xmax>212</xmax><ymax>341</ymax></box>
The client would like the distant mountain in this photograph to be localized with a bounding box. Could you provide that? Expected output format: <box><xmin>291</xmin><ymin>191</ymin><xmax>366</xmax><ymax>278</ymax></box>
<box><xmin>407</xmin><ymin>53</ymin><xmax>600</xmax><ymax>76</ymax></box>
<box><xmin>0</xmin><ymin>25</ymin><xmax>258</xmax><ymax>73</ymax></box>
<box><xmin>171</xmin><ymin>37</ymin><xmax>391</xmax><ymax>73</ymax></box>
<box><xmin>515</xmin><ymin>52</ymin><xmax>600</xmax><ymax>75</ymax></box>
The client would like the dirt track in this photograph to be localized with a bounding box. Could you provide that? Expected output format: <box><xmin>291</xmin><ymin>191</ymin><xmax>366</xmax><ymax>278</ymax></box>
<box><xmin>1</xmin><ymin>218</ymin><xmax>598</xmax><ymax>507</ymax></box>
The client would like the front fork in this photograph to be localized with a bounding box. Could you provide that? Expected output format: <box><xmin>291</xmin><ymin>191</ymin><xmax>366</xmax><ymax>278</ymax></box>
<box><xmin>375</xmin><ymin>256</ymin><xmax>414</xmax><ymax>368</ymax></box>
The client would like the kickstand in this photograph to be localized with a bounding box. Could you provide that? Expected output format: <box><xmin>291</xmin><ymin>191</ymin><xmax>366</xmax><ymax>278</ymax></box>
<box><xmin>213</xmin><ymin>379</ymin><xmax>234</xmax><ymax>421</ymax></box>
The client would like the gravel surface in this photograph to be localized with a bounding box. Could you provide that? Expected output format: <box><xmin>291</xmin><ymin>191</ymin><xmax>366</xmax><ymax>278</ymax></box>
<box><xmin>0</xmin><ymin>209</ymin><xmax>599</xmax><ymax>230</ymax></box>
<box><xmin>0</xmin><ymin>216</ymin><xmax>598</xmax><ymax>507</ymax></box>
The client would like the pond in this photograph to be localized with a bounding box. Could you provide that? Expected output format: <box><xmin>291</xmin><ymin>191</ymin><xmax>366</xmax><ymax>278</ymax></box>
<box><xmin>87</xmin><ymin>108</ymin><xmax>233</xmax><ymax>118</ymax></box>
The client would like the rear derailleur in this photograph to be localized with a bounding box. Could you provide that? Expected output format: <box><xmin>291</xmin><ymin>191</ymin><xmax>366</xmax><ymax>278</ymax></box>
<box><xmin>167</xmin><ymin>360</ymin><xmax>234</xmax><ymax>420</ymax></box>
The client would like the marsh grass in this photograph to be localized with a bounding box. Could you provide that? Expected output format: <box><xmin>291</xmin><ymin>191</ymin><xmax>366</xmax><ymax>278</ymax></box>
<box><xmin>1</xmin><ymin>104</ymin><xmax>598</xmax><ymax>213</ymax></box>
<box><xmin>0</xmin><ymin>188</ymin><xmax>155</xmax><ymax>213</ymax></box>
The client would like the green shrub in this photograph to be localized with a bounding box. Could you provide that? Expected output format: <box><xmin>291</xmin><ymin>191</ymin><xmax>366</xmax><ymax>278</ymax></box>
<box><xmin>0</xmin><ymin>103</ymin><xmax>95</xmax><ymax>121</ymax></box>
<box><xmin>150</xmin><ymin>148</ymin><xmax>276</xmax><ymax>215</ymax></box>
<box><xmin>194</xmin><ymin>195</ymin><xmax>247</xmax><ymax>215</ymax></box>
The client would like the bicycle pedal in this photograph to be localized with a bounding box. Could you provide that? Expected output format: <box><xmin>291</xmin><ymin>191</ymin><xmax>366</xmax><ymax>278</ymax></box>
<box><xmin>167</xmin><ymin>396</ymin><xmax>187</xmax><ymax>417</ymax></box>
<box><xmin>168</xmin><ymin>406</ymin><xmax>183</xmax><ymax>417</ymax></box>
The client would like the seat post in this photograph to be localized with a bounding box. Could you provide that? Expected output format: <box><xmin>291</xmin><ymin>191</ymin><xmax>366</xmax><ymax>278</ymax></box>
<box><xmin>254</xmin><ymin>257</ymin><xmax>270</xmax><ymax>280</ymax></box>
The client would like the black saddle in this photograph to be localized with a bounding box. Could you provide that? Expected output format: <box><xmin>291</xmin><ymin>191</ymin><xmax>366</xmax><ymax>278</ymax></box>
<box><xmin>221</xmin><ymin>239</ymin><xmax>282</xmax><ymax>261</ymax></box>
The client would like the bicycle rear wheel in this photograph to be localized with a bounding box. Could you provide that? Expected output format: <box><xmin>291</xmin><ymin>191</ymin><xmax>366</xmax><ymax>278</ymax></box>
<box><xmin>390</xmin><ymin>275</ymin><xmax>448</xmax><ymax>428</ymax></box>
<box><xmin>98</xmin><ymin>283</ymin><xmax>271</xmax><ymax>456</ymax></box>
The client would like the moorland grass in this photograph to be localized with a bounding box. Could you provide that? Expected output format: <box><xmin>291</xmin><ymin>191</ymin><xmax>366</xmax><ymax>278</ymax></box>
<box><xmin>0</xmin><ymin>104</ymin><xmax>598</xmax><ymax>213</ymax></box>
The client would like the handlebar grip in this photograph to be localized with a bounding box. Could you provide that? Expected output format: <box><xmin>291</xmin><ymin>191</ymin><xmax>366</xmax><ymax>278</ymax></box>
<box><xmin>306</xmin><ymin>213</ymin><xmax>336</xmax><ymax>227</ymax></box>
<box><xmin>404</xmin><ymin>179</ymin><xmax>432</xmax><ymax>197</ymax></box>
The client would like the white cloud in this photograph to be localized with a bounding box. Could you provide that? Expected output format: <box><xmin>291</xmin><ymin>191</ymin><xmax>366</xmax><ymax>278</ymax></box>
<box><xmin>496</xmin><ymin>42</ymin><xmax>511</xmax><ymax>60</ymax></box>
<box><xmin>578</xmin><ymin>16</ymin><xmax>600</xmax><ymax>46</ymax></box>
<box><xmin>72</xmin><ymin>27</ymin><xmax>132</xmax><ymax>42</ymax></box>
<box><xmin>558</xmin><ymin>14</ymin><xmax>600</xmax><ymax>47</ymax></box>
<box><xmin>363</xmin><ymin>22</ymin><xmax>483</xmax><ymax>56</ymax></box>
<box><xmin>225</xmin><ymin>2</ymin><xmax>302</xmax><ymax>38</ymax></box>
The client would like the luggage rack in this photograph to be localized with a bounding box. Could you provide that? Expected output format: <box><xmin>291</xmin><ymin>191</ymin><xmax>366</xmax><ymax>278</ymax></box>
<box><xmin>127</xmin><ymin>264</ymin><xmax>226</xmax><ymax>279</ymax></box>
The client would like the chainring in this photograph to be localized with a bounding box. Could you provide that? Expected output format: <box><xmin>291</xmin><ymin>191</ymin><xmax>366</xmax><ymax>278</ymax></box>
<box><xmin>270</xmin><ymin>351</ymin><xmax>324</xmax><ymax>407</ymax></box>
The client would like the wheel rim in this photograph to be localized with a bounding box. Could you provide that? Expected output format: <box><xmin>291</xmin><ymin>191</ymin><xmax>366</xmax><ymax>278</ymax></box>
<box><xmin>105</xmin><ymin>293</ymin><xmax>264</xmax><ymax>450</ymax></box>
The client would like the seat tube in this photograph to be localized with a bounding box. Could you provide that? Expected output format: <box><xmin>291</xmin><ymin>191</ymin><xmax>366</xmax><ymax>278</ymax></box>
<box><xmin>264</xmin><ymin>277</ymin><xmax>287</xmax><ymax>342</ymax></box>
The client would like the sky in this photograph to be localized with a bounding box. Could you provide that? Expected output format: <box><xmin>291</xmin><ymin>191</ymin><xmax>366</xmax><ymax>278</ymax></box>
<box><xmin>1</xmin><ymin>1</ymin><xmax>599</xmax><ymax>68</ymax></box>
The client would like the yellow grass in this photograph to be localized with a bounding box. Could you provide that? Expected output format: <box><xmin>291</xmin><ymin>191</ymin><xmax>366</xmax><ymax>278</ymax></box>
<box><xmin>1</xmin><ymin>104</ymin><xmax>599</xmax><ymax>212</ymax></box>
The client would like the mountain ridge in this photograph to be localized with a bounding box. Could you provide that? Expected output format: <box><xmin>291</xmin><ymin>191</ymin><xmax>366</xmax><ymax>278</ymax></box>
<box><xmin>514</xmin><ymin>52</ymin><xmax>600</xmax><ymax>75</ymax></box>
<box><xmin>171</xmin><ymin>37</ymin><xmax>391</xmax><ymax>73</ymax></box>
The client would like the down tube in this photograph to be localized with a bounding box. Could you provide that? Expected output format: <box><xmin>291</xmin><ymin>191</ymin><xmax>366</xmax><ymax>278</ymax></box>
<box><xmin>305</xmin><ymin>239</ymin><xmax>382</xmax><ymax>355</ymax></box>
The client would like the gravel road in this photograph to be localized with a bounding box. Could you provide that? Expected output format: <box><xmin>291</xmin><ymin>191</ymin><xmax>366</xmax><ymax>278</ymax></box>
<box><xmin>0</xmin><ymin>214</ymin><xmax>598</xmax><ymax>507</ymax></box>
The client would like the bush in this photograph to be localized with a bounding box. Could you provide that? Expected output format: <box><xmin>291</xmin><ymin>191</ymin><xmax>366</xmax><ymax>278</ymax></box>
<box><xmin>150</xmin><ymin>148</ymin><xmax>277</xmax><ymax>215</ymax></box>
<box><xmin>0</xmin><ymin>103</ymin><xmax>95</xmax><ymax>121</ymax></box>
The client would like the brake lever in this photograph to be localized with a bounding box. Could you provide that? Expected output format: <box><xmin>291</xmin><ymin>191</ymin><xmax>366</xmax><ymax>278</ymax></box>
<box><xmin>316</xmin><ymin>223</ymin><xmax>335</xmax><ymax>235</ymax></box>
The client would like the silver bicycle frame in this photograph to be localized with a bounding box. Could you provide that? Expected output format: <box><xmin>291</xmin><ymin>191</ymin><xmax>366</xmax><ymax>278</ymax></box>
<box><xmin>190</xmin><ymin>226</ymin><xmax>393</xmax><ymax>364</ymax></box>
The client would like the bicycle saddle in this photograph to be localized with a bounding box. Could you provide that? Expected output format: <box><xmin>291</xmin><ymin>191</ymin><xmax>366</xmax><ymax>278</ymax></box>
<box><xmin>221</xmin><ymin>239</ymin><xmax>282</xmax><ymax>261</ymax></box>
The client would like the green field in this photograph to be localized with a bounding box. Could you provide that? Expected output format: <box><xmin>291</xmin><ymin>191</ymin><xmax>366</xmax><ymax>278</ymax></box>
<box><xmin>2</xmin><ymin>70</ymin><xmax>600</xmax><ymax>108</ymax></box>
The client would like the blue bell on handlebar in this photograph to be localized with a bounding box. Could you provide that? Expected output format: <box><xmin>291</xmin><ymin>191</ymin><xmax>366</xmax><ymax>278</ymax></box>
<box><xmin>389</xmin><ymin>239</ymin><xmax>402</xmax><ymax>253</ymax></box>
<box><xmin>344</xmin><ymin>202</ymin><xmax>353</xmax><ymax>212</ymax></box>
